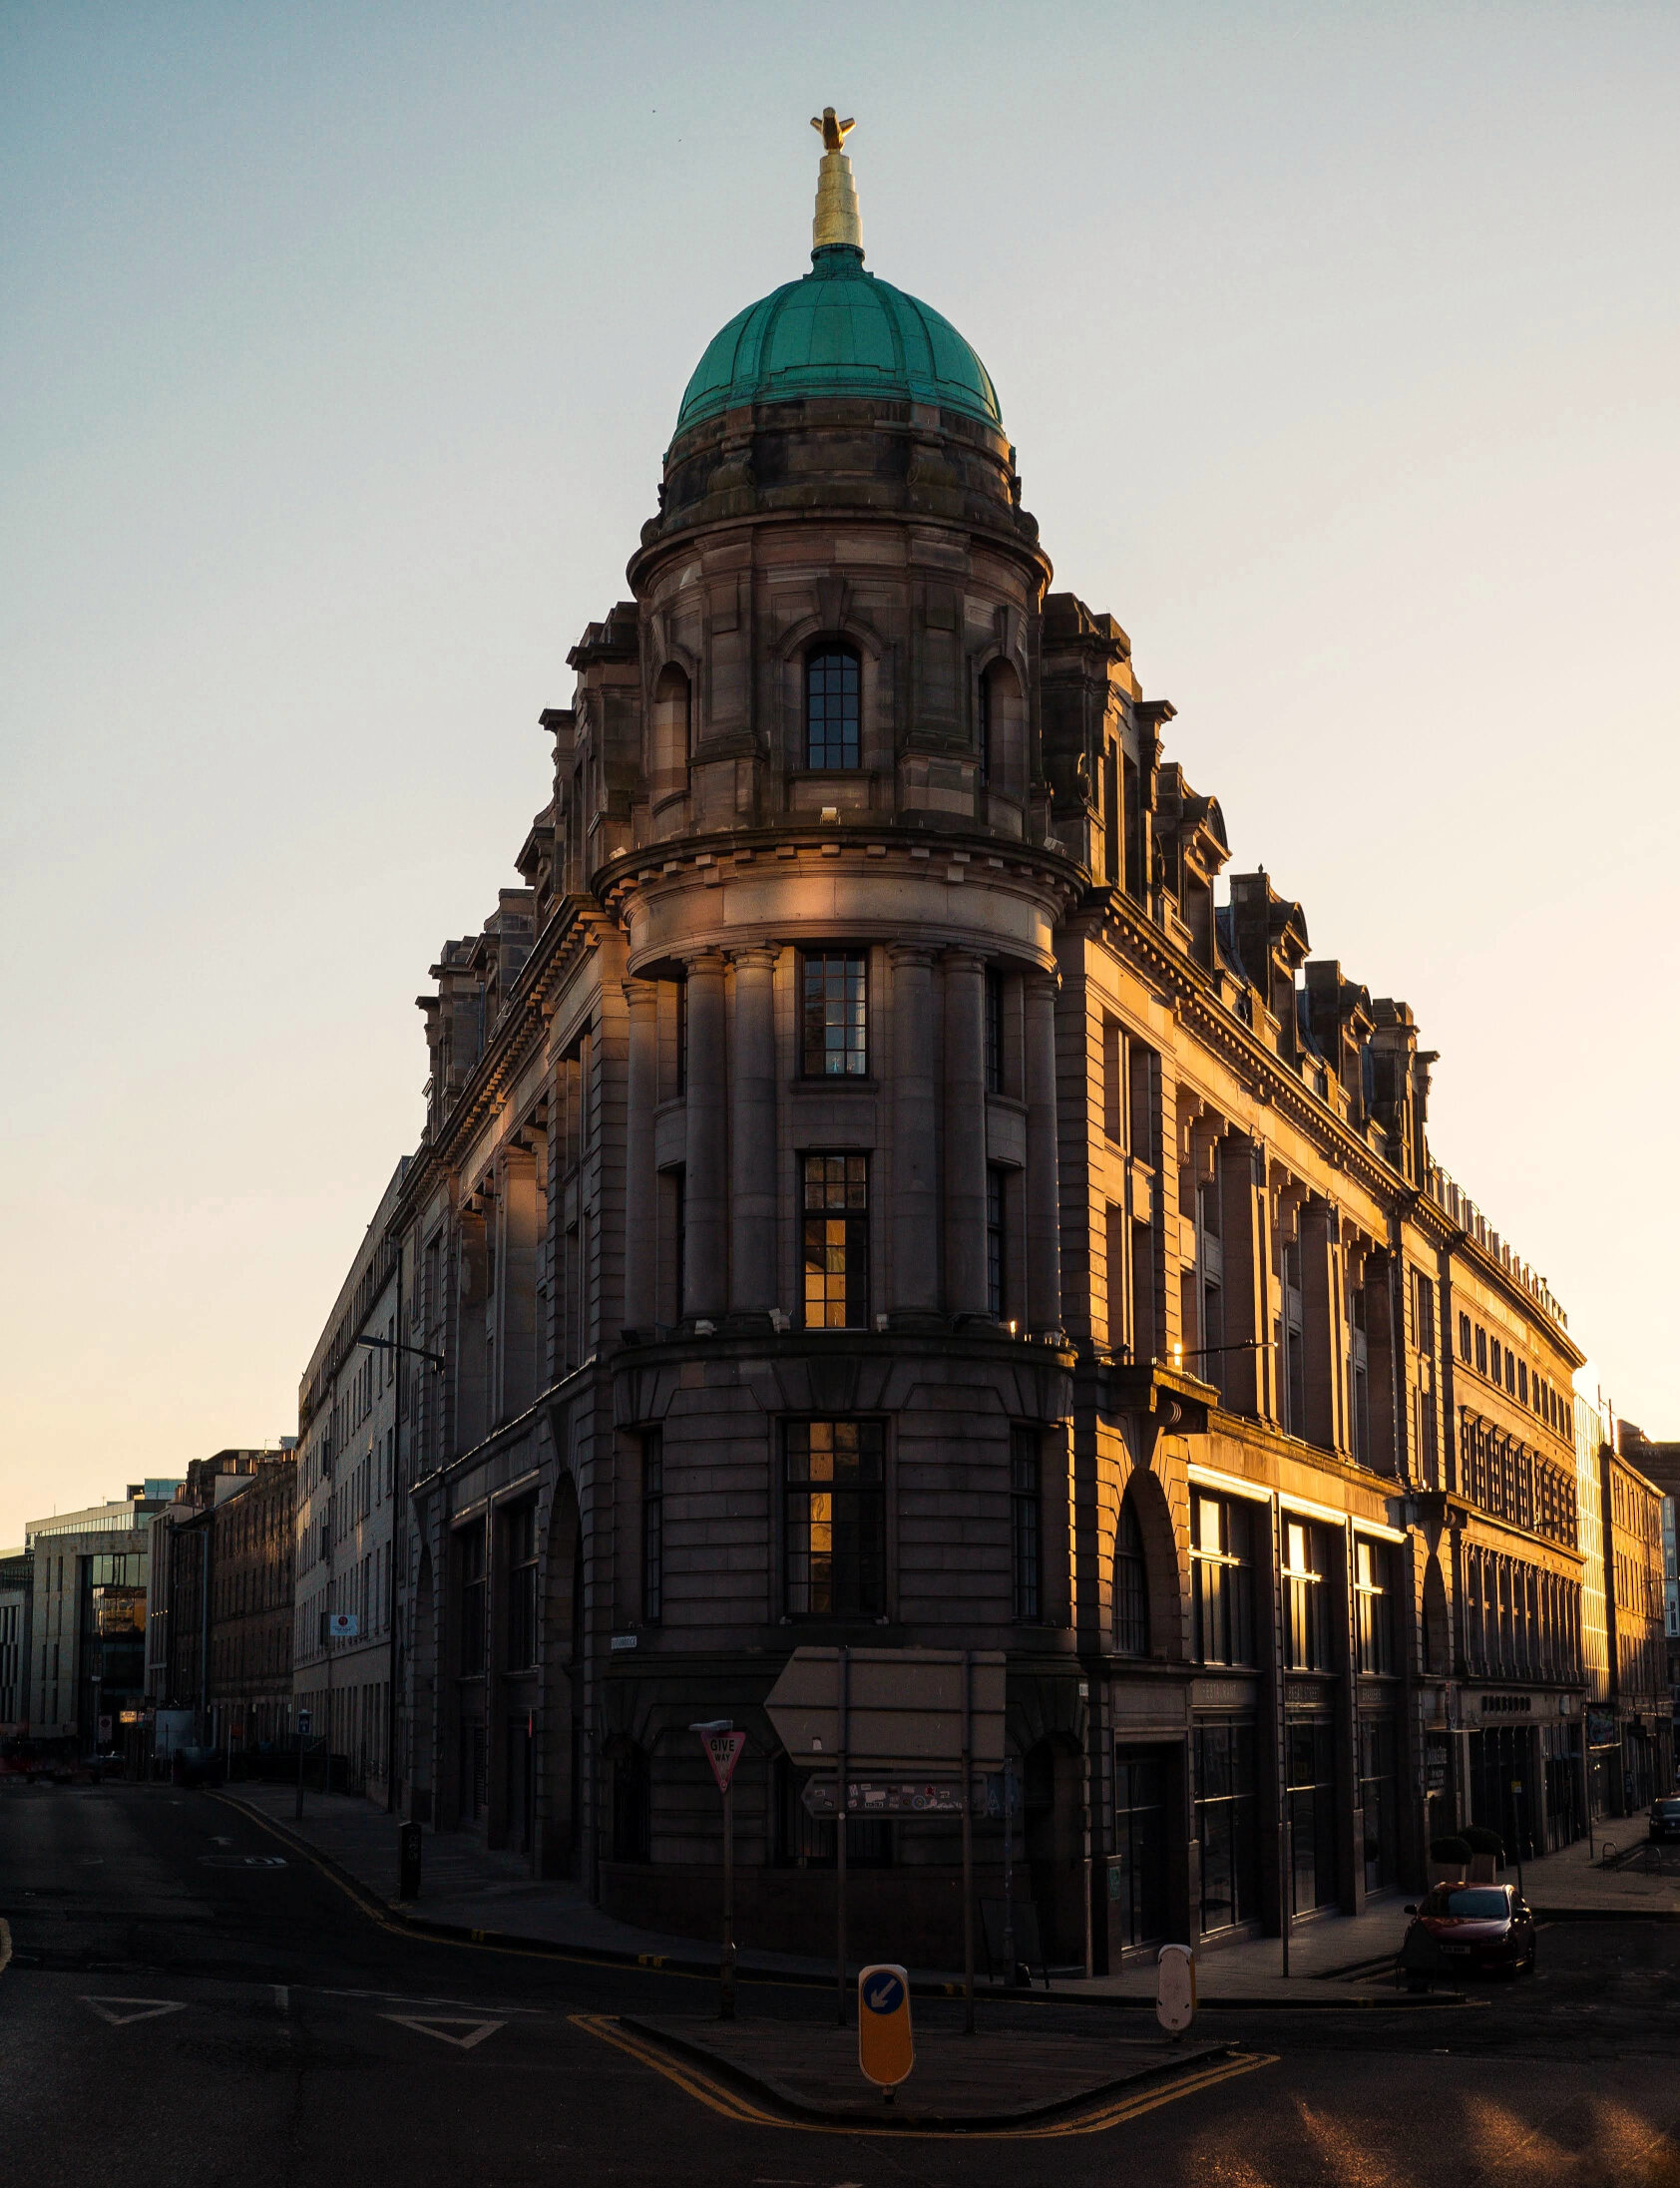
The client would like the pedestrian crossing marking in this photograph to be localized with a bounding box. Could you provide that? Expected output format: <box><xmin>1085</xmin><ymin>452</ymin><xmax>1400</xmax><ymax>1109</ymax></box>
<box><xmin>381</xmin><ymin>2013</ymin><xmax>504</xmax><ymax>2049</ymax></box>
<box><xmin>81</xmin><ymin>1996</ymin><xmax>189</xmax><ymax>2026</ymax></box>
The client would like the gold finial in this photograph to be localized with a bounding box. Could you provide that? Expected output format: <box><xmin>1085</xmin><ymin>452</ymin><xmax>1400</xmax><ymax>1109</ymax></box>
<box><xmin>810</xmin><ymin>108</ymin><xmax>855</xmax><ymax>153</ymax></box>
<box><xmin>809</xmin><ymin>108</ymin><xmax>862</xmax><ymax>254</ymax></box>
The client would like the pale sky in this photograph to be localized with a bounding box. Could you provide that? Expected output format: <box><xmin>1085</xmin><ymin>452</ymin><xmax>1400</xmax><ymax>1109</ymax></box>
<box><xmin>3</xmin><ymin>2</ymin><xmax>1677</xmax><ymax>1547</ymax></box>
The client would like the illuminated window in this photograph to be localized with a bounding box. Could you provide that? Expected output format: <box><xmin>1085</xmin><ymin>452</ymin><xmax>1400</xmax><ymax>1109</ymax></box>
<box><xmin>783</xmin><ymin>1419</ymin><xmax>885</xmax><ymax>1617</ymax></box>
<box><xmin>1191</xmin><ymin>1493</ymin><xmax>1256</xmax><ymax>1666</ymax></box>
<box><xmin>801</xmin><ymin>1153</ymin><xmax>868</xmax><ymax>1328</ymax></box>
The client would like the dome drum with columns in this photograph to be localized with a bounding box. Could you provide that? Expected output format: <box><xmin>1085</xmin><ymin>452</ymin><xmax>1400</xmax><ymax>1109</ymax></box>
<box><xmin>384</xmin><ymin>113</ymin><xmax>1603</xmax><ymax>1977</ymax></box>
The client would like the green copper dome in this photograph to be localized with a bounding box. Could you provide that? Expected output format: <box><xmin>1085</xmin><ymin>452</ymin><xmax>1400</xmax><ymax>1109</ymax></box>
<box><xmin>672</xmin><ymin>243</ymin><xmax>1003</xmax><ymax>439</ymax></box>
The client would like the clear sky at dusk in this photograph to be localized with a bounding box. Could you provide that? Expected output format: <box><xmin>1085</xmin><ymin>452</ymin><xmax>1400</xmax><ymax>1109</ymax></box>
<box><xmin>2</xmin><ymin>2</ymin><xmax>1676</xmax><ymax>1546</ymax></box>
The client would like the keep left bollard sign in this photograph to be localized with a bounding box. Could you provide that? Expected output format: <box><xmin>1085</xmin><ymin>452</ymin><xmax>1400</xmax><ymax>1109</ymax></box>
<box><xmin>857</xmin><ymin>1964</ymin><xmax>914</xmax><ymax>2091</ymax></box>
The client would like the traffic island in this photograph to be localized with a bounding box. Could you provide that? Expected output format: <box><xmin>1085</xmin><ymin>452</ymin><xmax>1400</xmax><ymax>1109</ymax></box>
<box><xmin>616</xmin><ymin>2012</ymin><xmax>1235</xmax><ymax>2129</ymax></box>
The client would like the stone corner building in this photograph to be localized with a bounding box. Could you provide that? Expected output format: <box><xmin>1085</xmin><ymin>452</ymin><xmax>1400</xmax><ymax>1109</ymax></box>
<box><xmin>378</xmin><ymin>130</ymin><xmax>1642</xmax><ymax>1969</ymax></box>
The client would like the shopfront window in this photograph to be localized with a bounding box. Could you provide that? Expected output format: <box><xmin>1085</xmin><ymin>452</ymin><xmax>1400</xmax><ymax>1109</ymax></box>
<box><xmin>1359</xmin><ymin>1717</ymin><xmax>1399</xmax><ymax>1893</ymax></box>
<box><xmin>1288</xmin><ymin>1717</ymin><xmax>1339</xmax><ymax>1914</ymax></box>
<box><xmin>1112</xmin><ymin>1746</ymin><xmax>1170</xmax><ymax>1950</ymax></box>
<box><xmin>1194</xmin><ymin>1720</ymin><xmax>1261</xmax><ymax>1934</ymax></box>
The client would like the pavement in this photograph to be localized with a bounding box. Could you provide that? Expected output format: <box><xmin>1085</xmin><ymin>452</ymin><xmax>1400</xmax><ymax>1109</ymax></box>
<box><xmin>221</xmin><ymin>1779</ymin><xmax>1680</xmax><ymax>2008</ymax></box>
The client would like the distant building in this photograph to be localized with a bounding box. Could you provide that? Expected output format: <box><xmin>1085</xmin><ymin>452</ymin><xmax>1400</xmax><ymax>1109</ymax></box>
<box><xmin>293</xmin><ymin>1162</ymin><xmax>406</xmax><ymax>1803</ymax></box>
<box><xmin>0</xmin><ymin>1549</ymin><xmax>32</xmax><ymax>1730</ymax></box>
<box><xmin>24</xmin><ymin>1483</ymin><xmax>182</xmax><ymax>1751</ymax></box>
<box><xmin>1601</xmin><ymin>1426</ymin><xmax>1680</xmax><ymax>1803</ymax></box>
<box><xmin>154</xmin><ymin>1450</ymin><xmax>292</xmax><ymax>1754</ymax></box>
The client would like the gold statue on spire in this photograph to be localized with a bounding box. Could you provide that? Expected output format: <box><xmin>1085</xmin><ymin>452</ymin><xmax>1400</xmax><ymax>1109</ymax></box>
<box><xmin>809</xmin><ymin>107</ymin><xmax>863</xmax><ymax>254</ymax></box>
<box><xmin>810</xmin><ymin>108</ymin><xmax>855</xmax><ymax>152</ymax></box>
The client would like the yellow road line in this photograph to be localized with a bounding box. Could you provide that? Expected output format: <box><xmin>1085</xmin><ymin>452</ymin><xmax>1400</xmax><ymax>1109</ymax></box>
<box><xmin>568</xmin><ymin>2012</ymin><xmax>1275</xmax><ymax>2140</ymax></box>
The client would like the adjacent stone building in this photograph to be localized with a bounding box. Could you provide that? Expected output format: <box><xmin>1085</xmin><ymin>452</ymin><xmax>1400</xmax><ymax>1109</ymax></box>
<box><xmin>293</xmin><ymin>1161</ymin><xmax>406</xmax><ymax>1799</ymax></box>
<box><xmin>153</xmin><ymin>1450</ymin><xmax>294</xmax><ymax>1758</ymax></box>
<box><xmin>335</xmin><ymin>124</ymin><xmax>1664</xmax><ymax>1966</ymax></box>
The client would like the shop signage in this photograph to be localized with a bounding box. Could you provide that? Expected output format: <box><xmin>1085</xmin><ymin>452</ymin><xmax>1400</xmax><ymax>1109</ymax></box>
<box><xmin>1587</xmin><ymin>1709</ymin><xmax>1618</xmax><ymax>1748</ymax></box>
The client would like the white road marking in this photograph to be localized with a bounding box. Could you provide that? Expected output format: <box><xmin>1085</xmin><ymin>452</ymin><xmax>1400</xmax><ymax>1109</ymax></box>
<box><xmin>80</xmin><ymin>1996</ymin><xmax>189</xmax><ymax>2027</ymax></box>
<box><xmin>312</xmin><ymin>1986</ymin><xmax>545</xmax><ymax>2014</ymax></box>
<box><xmin>380</xmin><ymin>2013</ymin><xmax>505</xmax><ymax>2049</ymax></box>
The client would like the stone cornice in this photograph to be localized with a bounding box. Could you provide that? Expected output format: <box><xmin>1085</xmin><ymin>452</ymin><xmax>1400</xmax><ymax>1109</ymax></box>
<box><xmin>395</xmin><ymin>892</ymin><xmax>616</xmax><ymax>1229</ymax></box>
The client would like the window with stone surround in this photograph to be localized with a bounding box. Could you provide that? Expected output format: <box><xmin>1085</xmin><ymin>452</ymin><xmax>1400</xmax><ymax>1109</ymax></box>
<box><xmin>805</xmin><ymin>646</ymin><xmax>861</xmax><ymax>769</ymax></box>
<box><xmin>783</xmin><ymin>1419</ymin><xmax>886</xmax><ymax>1618</ymax></box>
<box><xmin>801</xmin><ymin>1152</ymin><xmax>869</xmax><ymax>1328</ymax></box>
<box><xmin>1012</xmin><ymin>1427</ymin><xmax>1042</xmax><ymax>1622</ymax></box>
<box><xmin>1284</xmin><ymin>1520</ymin><xmax>1332</xmax><ymax>1671</ymax></box>
<box><xmin>1114</xmin><ymin>1494</ymin><xmax>1150</xmax><ymax>1655</ymax></box>
<box><xmin>1191</xmin><ymin>1492</ymin><xmax>1256</xmax><ymax>1666</ymax></box>
<box><xmin>801</xmin><ymin>952</ymin><xmax>868</xmax><ymax>1077</ymax></box>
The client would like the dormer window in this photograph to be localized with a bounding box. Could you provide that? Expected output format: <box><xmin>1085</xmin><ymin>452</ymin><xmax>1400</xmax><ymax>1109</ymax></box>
<box><xmin>806</xmin><ymin>646</ymin><xmax>860</xmax><ymax>769</ymax></box>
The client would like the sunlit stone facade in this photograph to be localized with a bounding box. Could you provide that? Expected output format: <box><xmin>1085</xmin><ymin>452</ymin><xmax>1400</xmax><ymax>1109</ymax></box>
<box><xmin>371</xmin><ymin>141</ymin><xmax>1633</xmax><ymax>1968</ymax></box>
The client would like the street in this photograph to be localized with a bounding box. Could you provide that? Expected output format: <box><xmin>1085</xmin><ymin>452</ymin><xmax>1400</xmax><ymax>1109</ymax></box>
<box><xmin>4</xmin><ymin>1783</ymin><xmax>1680</xmax><ymax>2187</ymax></box>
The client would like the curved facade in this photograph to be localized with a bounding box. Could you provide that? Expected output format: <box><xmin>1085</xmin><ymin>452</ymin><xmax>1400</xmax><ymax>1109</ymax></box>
<box><xmin>375</xmin><ymin>137</ymin><xmax>1634</xmax><ymax>1972</ymax></box>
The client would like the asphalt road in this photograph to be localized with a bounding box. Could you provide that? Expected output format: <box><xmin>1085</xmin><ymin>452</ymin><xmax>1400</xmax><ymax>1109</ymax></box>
<box><xmin>4</xmin><ymin>1782</ymin><xmax>1680</xmax><ymax>2187</ymax></box>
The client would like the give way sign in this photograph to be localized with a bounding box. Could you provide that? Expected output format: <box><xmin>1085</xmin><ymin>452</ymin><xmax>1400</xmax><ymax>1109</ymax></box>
<box><xmin>700</xmin><ymin>1727</ymin><xmax>748</xmax><ymax>1794</ymax></box>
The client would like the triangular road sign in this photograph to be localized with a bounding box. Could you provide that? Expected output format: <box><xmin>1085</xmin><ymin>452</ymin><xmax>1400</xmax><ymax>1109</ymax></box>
<box><xmin>80</xmin><ymin>1996</ymin><xmax>188</xmax><ymax>2027</ymax></box>
<box><xmin>701</xmin><ymin>1727</ymin><xmax>747</xmax><ymax>1794</ymax></box>
<box><xmin>380</xmin><ymin>2013</ymin><xmax>504</xmax><ymax>2049</ymax></box>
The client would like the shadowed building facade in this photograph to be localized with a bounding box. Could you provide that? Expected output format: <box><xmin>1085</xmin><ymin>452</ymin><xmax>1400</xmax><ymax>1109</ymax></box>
<box><xmin>376</xmin><ymin>124</ymin><xmax>1616</xmax><ymax>1967</ymax></box>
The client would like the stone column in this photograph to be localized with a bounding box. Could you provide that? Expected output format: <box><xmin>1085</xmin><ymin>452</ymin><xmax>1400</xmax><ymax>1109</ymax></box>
<box><xmin>682</xmin><ymin>950</ymin><xmax>729</xmax><ymax>1319</ymax></box>
<box><xmin>622</xmin><ymin>979</ymin><xmax>658</xmax><ymax>1333</ymax></box>
<box><xmin>889</xmin><ymin>944</ymin><xmax>940</xmax><ymax>1319</ymax></box>
<box><xmin>943</xmin><ymin>949</ymin><xmax>990</xmax><ymax>1318</ymax></box>
<box><xmin>1023</xmin><ymin>970</ymin><xmax>1062</xmax><ymax>1336</ymax></box>
<box><xmin>728</xmin><ymin>945</ymin><xmax>781</xmax><ymax>1314</ymax></box>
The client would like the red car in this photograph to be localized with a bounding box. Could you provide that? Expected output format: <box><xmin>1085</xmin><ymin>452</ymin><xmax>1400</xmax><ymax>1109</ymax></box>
<box><xmin>1399</xmin><ymin>1883</ymin><xmax>1537</xmax><ymax>1987</ymax></box>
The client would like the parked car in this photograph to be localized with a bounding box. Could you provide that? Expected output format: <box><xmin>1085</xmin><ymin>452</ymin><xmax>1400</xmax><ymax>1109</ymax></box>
<box><xmin>1649</xmin><ymin>1796</ymin><xmax>1680</xmax><ymax>1843</ymax></box>
<box><xmin>1398</xmin><ymin>1882</ymin><xmax>1536</xmax><ymax>1988</ymax></box>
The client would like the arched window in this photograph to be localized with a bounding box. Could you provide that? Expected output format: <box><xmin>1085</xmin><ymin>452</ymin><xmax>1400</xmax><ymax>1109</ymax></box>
<box><xmin>1114</xmin><ymin>1494</ymin><xmax>1150</xmax><ymax>1655</ymax></box>
<box><xmin>649</xmin><ymin>664</ymin><xmax>691</xmax><ymax>809</ymax></box>
<box><xmin>805</xmin><ymin>646</ymin><xmax>861</xmax><ymax>769</ymax></box>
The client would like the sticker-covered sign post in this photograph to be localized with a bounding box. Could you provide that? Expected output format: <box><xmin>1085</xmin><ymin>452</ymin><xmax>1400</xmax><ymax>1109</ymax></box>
<box><xmin>691</xmin><ymin>1719</ymin><xmax>748</xmax><ymax>2020</ymax></box>
<box><xmin>857</xmin><ymin>1964</ymin><xmax>914</xmax><ymax>2100</ymax></box>
<box><xmin>1156</xmin><ymin>1943</ymin><xmax>1196</xmax><ymax>2037</ymax></box>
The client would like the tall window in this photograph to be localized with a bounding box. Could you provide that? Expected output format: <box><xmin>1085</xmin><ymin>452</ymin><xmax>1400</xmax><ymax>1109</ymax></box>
<box><xmin>1356</xmin><ymin>1541</ymin><xmax>1393</xmax><ymax>1674</ymax></box>
<box><xmin>641</xmin><ymin>1430</ymin><xmax>663</xmax><ymax>1625</ymax></box>
<box><xmin>1191</xmin><ymin>1493</ymin><xmax>1255</xmax><ymax>1666</ymax></box>
<box><xmin>975</xmin><ymin>663</ymin><xmax>992</xmax><ymax>784</ymax></box>
<box><xmin>1011</xmin><ymin>1428</ymin><xmax>1042</xmax><ymax>1622</ymax></box>
<box><xmin>805</xmin><ymin>646</ymin><xmax>861</xmax><ymax>769</ymax></box>
<box><xmin>1114</xmin><ymin>1495</ymin><xmax>1150</xmax><ymax>1655</ymax></box>
<box><xmin>456</xmin><ymin>1522</ymin><xmax>486</xmax><ymax>1678</ymax></box>
<box><xmin>1281</xmin><ymin>1241</ymin><xmax>1305</xmax><ymax>1435</ymax></box>
<box><xmin>1349</xmin><ymin>1284</ymin><xmax>1370</xmax><ymax>1465</ymax></box>
<box><xmin>784</xmin><ymin>1420</ymin><xmax>886</xmax><ymax>1617</ymax></box>
<box><xmin>802</xmin><ymin>1153</ymin><xmax>869</xmax><ymax>1327</ymax></box>
<box><xmin>802</xmin><ymin>952</ymin><xmax>868</xmax><ymax>1077</ymax></box>
<box><xmin>986</xmin><ymin>1167</ymin><xmax>1007</xmax><ymax>1319</ymax></box>
<box><xmin>506</xmin><ymin>1501</ymin><xmax>538</xmax><ymax>1668</ymax></box>
<box><xmin>984</xmin><ymin>970</ymin><xmax>1004</xmax><ymax>1094</ymax></box>
<box><xmin>673</xmin><ymin>979</ymin><xmax>688</xmax><ymax>1096</ymax></box>
<box><xmin>1284</xmin><ymin>1520</ymin><xmax>1332</xmax><ymax>1671</ymax></box>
